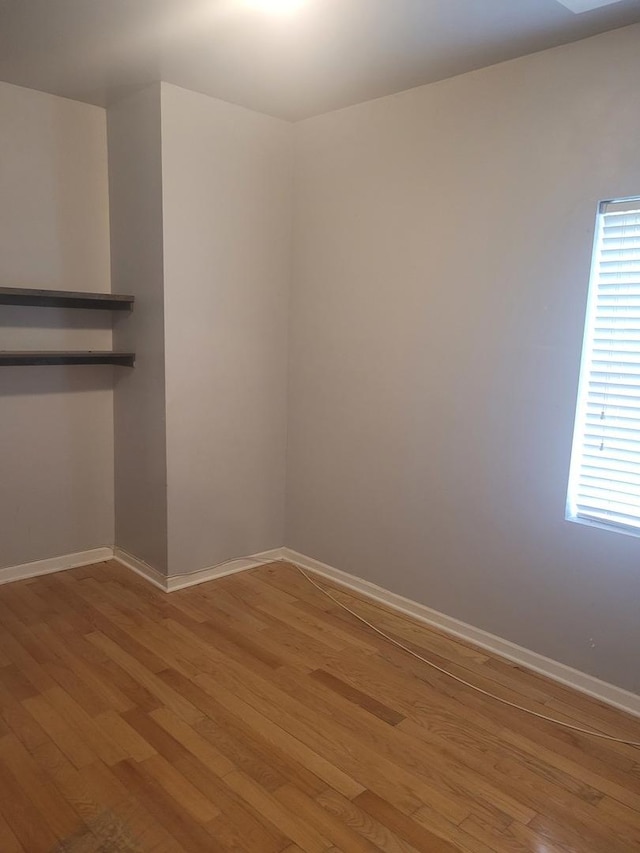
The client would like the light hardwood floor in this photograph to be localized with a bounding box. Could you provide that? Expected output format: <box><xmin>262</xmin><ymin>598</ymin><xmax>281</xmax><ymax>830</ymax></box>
<box><xmin>0</xmin><ymin>560</ymin><xmax>638</xmax><ymax>852</ymax></box>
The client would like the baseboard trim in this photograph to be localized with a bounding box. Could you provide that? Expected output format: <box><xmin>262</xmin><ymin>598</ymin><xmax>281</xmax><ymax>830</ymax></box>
<box><xmin>113</xmin><ymin>548</ymin><xmax>168</xmax><ymax>592</ymax></box>
<box><xmin>0</xmin><ymin>547</ymin><xmax>114</xmax><ymax>586</ymax></box>
<box><xmin>280</xmin><ymin>548</ymin><xmax>640</xmax><ymax>719</ymax></box>
<box><xmin>165</xmin><ymin>548</ymin><xmax>287</xmax><ymax>591</ymax></box>
<box><xmin>114</xmin><ymin>547</ymin><xmax>287</xmax><ymax>592</ymax></box>
<box><xmin>11</xmin><ymin>542</ymin><xmax>636</xmax><ymax>718</ymax></box>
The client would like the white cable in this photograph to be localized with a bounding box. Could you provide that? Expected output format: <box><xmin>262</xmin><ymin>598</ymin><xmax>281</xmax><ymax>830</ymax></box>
<box><xmin>160</xmin><ymin>553</ymin><xmax>640</xmax><ymax>747</ymax></box>
<box><xmin>164</xmin><ymin>556</ymin><xmax>268</xmax><ymax>579</ymax></box>
<box><xmin>291</xmin><ymin>563</ymin><xmax>640</xmax><ymax>748</ymax></box>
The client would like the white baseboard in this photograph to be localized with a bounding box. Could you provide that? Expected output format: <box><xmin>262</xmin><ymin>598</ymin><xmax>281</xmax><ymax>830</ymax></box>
<box><xmin>0</xmin><ymin>547</ymin><xmax>114</xmax><ymax>586</ymax></box>
<box><xmin>280</xmin><ymin>548</ymin><xmax>640</xmax><ymax>720</ymax></box>
<box><xmin>166</xmin><ymin>548</ymin><xmax>287</xmax><ymax>591</ymax></box>
<box><xmin>113</xmin><ymin>548</ymin><xmax>168</xmax><ymax>591</ymax></box>
<box><xmin>114</xmin><ymin>547</ymin><xmax>286</xmax><ymax>592</ymax></box>
<box><xmin>164</xmin><ymin>548</ymin><xmax>286</xmax><ymax>591</ymax></box>
<box><xmin>5</xmin><ymin>542</ymin><xmax>637</xmax><ymax>719</ymax></box>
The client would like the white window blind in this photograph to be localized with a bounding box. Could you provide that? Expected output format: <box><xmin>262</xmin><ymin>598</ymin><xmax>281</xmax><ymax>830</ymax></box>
<box><xmin>567</xmin><ymin>197</ymin><xmax>640</xmax><ymax>535</ymax></box>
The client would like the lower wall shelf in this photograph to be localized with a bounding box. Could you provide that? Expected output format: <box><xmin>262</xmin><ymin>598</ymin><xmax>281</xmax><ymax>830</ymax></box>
<box><xmin>0</xmin><ymin>351</ymin><xmax>135</xmax><ymax>366</ymax></box>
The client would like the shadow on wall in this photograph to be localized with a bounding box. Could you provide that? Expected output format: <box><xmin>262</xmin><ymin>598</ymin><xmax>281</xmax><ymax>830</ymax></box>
<box><xmin>0</xmin><ymin>307</ymin><xmax>116</xmax><ymax>384</ymax></box>
<box><xmin>0</xmin><ymin>366</ymin><xmax>116</xmax><ymax>397</ymax></box>
<box><xmin>0</xmin><ymin>305</ymin><xmax>112</xmax><ymax>331</ymax></box>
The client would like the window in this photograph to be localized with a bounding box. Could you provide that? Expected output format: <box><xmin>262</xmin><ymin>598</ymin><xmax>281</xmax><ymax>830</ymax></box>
<box><xmin>567</xmin><ymin>196</ymin><xmax>640</xmax><ymax>535</ymax></box>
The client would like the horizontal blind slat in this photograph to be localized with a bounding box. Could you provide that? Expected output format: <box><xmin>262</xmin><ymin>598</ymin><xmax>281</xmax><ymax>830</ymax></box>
<box><xmin>580</xmin><ymin>468</ymin><xmax>640</xmax><ymax>487</ymax></box>
<box><xmin>576</xmin><ymin>508</ymin><xmax>640</xmax><ymax>531</ymax></box>
<box><xmin>578</xmin><ymin>484</ymin><xmax>640</xmax><ymax>502</ymax></box>
<box><xmin>580</xmin><ymin>458</ymin><xmax>640</xmax><ymax>477</ymax></box>
<box><xmin>576</xmin><ymin>496</ymin><xmax>640</xmax><ymax>516</ymax></box>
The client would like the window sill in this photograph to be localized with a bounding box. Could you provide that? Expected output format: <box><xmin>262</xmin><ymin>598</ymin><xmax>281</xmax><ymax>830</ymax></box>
<box><xmin>565</xmin><ymin>512</ymin><xmax>640</xmax><ymax>540</ymax></box>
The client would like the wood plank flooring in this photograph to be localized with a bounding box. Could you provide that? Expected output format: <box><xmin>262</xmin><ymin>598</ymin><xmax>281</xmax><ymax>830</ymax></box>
<box><xmin>0</xmin><ymin>559</ymin><xmax>638</xmax><ymax>852</ymax></box>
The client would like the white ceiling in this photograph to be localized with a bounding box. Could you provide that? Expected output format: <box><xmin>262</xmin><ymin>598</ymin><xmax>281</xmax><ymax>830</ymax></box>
<box><xmin>557</xmin><ymin>0</ymin><xmax>625</xmax><ymax>11</ymax></box>
<box><xmin>1</xmin><ymin>0</ymin><xmax>639</xmax><ymax>120</ymax></box>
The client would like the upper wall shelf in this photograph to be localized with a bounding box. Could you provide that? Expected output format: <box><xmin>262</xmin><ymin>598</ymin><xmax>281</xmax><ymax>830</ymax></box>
<box><xmin>0</xmin><ymin>351</ymin><xmax>135</xmax><ymax>367</ymax></box>
<box><xmin>0</xmin><ymin>286</ymin><xmax>134</xmax><ymax>311</ymax></box>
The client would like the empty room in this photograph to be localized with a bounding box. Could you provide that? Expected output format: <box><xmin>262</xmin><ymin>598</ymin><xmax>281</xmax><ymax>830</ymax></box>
<box><xmin>0</xmin><ymin>0</ymin><xmax>639</xmax><ymax>850</ymax></box>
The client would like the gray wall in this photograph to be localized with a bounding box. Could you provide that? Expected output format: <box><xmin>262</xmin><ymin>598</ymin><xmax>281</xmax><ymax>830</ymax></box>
<box><xmin>287</xmin><ymin>24</ymin><xmax>640</xmax><ymax>692</ymax></box>
<box><xmin>109</xmin><ymin>84</ymin><xmax>169</xmax><ymax>573</ymax></box>
<box><xmin>161</xmin><ymin>84</ymin><xmax>291</xmax><ymax>575</ymax></box>
<box><xmin>0</xmin><ymin>81</ymin><xmax>114</xmax><ymax>568</ymax></box>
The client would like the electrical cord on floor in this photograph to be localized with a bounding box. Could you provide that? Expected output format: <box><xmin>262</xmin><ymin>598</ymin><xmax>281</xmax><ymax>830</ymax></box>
<box><xmin>291</xmin><ymin>564</ymin><xmax>640</xmax><ymax>748</ymax></box>
<box><xmin>163</xmin><ymin>554</ymin><xmax>640</xmax><ymax>747</ymax></box>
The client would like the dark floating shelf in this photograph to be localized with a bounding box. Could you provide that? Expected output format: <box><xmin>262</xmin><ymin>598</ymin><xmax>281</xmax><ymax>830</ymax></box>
<box><xmin>0</xmin><ymin>352</ymin><xmax>135</xmax><ymax>367</ymax></box>
<box><xmin>0</xmin><ymin>286</ymin><xmax>134</xmax><ymax>311</ymax></box>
